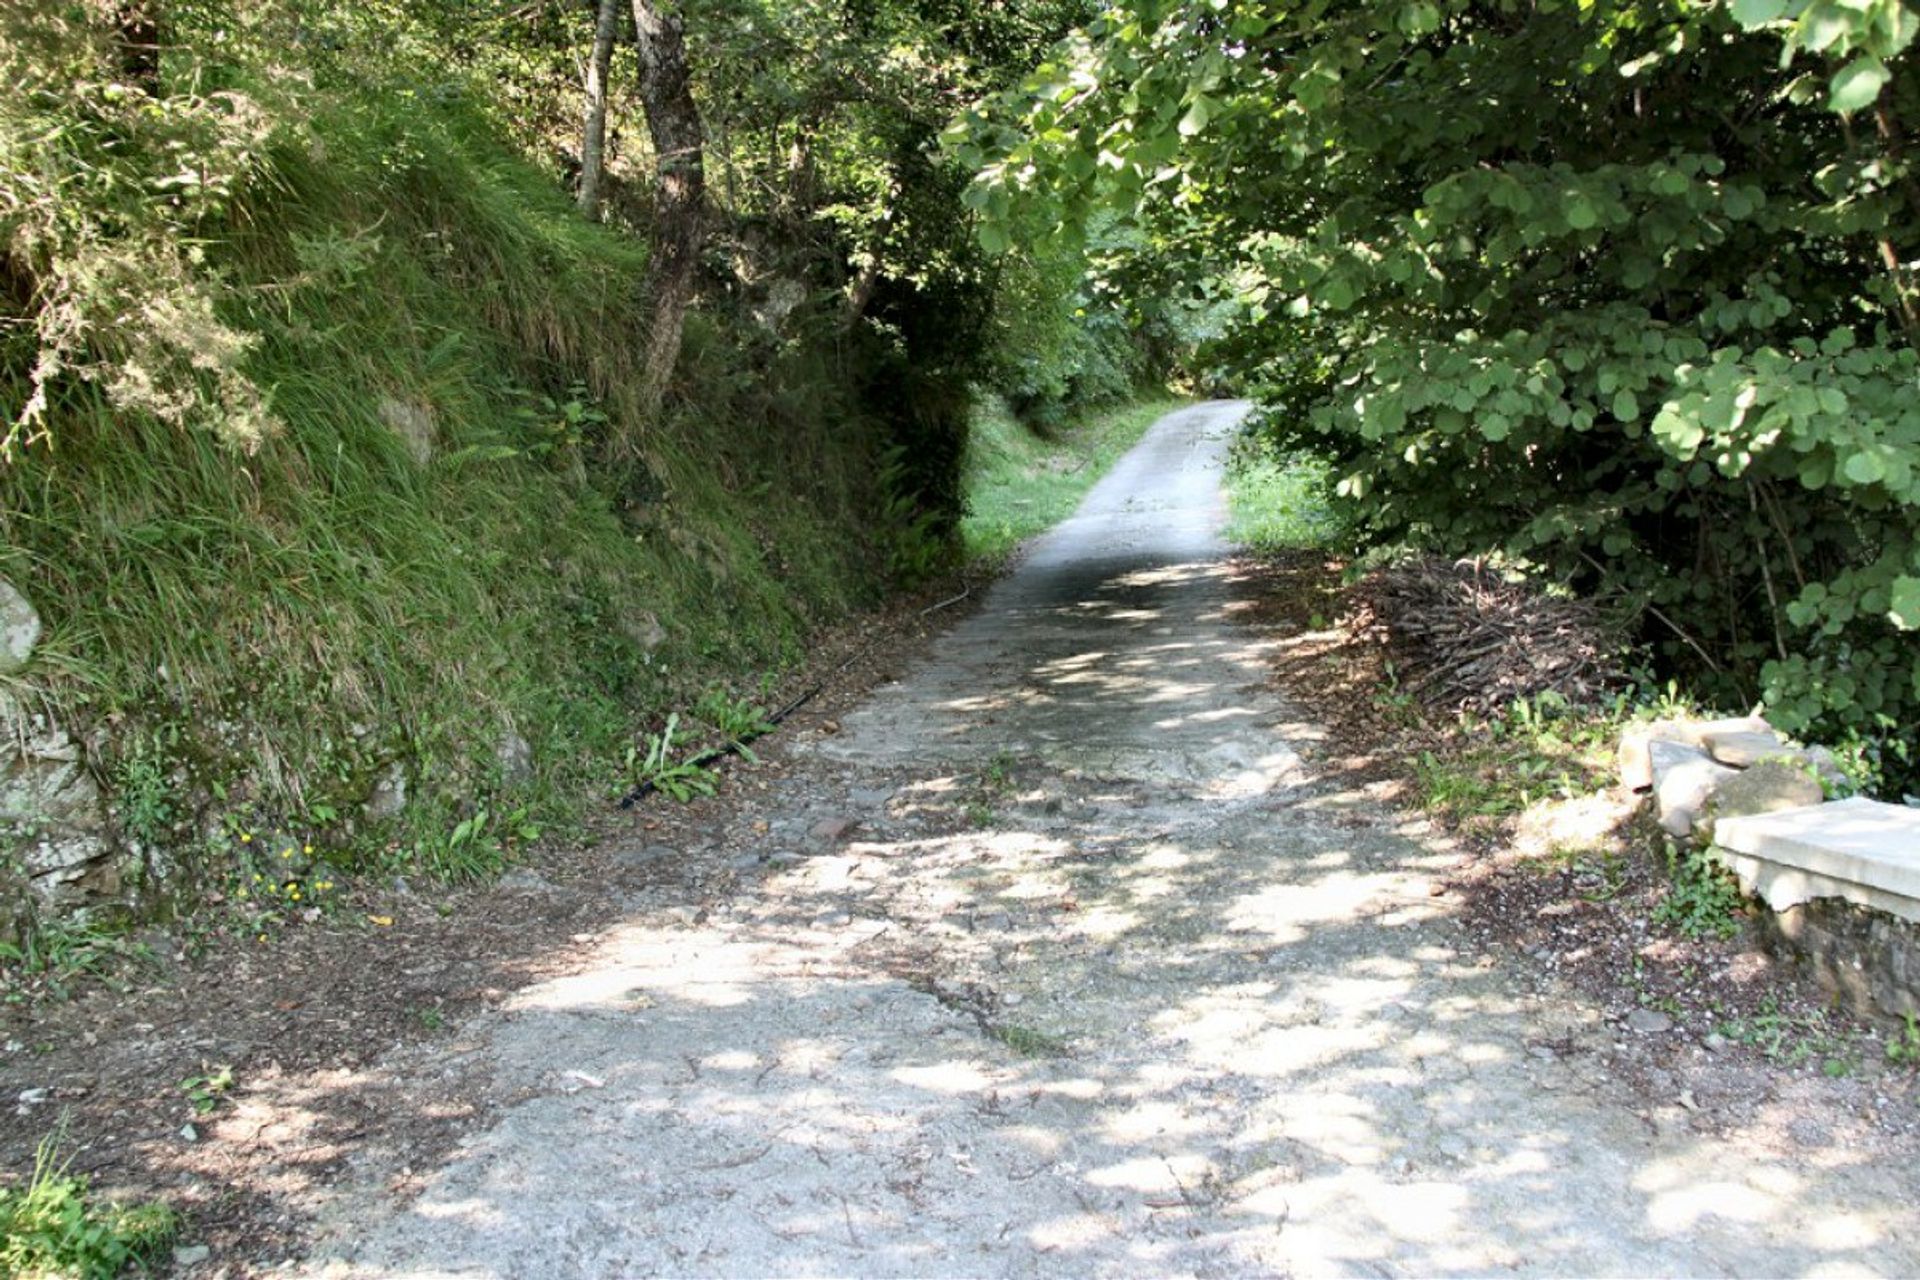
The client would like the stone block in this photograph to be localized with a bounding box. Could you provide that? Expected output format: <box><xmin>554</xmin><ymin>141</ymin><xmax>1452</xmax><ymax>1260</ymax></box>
<box><xmin>1704</xmin><ymin>761</ymin><xmax>1825</xmax><ymax>825</ymax></box>
<box><xmin>1618</xmin><ymin>715</ymin><xmax>1771</xmax><ymax>792</ymax></box>
<box><xmin>1701</xmin><ymin>727</ymin><xmax>1786</xmax><ymax>768</ymax></box>
<box><xmin>1649</xmin><ymin>739</ymin><xmax>1739</xmax><ymax>837</ymax></box>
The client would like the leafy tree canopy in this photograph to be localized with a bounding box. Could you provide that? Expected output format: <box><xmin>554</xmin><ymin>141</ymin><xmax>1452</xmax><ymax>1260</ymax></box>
<box><xmin>957</xmin><ymin>0</ymin><xmax>1920</xmax><ymax>769</ymax></box>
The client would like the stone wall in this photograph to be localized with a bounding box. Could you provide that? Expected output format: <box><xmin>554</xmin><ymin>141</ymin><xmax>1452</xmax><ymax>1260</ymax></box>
<box><xmin>0</xmin><ymin>577</ymin><xmax>130</xmax><ymax>929</ymax></box>
<box><xmin>1758</xmin><ymin>897</ymin><xmax>1920</xmax><ymax>1024</ymax></box>
<box><xmin>1621</xmin><ymin>714</ymin><xmax>1920</xmax><ymax>1025</ymax></box>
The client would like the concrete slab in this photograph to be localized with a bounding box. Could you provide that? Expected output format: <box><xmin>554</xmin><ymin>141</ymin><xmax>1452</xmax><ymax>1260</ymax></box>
<box><xmin>1714</xmin><ymin>797</ymin><xmax>1920</xmax><ymax>922</ymax></box>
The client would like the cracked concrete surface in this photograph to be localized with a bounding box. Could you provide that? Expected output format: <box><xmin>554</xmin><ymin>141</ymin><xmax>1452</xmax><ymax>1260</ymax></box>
<box><xmin>303</xmin><ymin>401</ymin><xmax>1920</xmax><ymax>1278</ymax></box>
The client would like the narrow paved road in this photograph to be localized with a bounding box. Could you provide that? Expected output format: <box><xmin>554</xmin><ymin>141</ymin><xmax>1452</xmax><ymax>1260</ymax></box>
<box><xmin>308</xmin><ymin>402</ymin><xmax>1918</xmax><ymax>1277</ymax></box>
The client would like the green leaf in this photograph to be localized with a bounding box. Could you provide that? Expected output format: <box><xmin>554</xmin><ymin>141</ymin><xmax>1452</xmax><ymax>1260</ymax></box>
<box><xmin>1613</xmin><ymin>389</ymin><xmax>1640</xmax><ymax>422</ymax></box>
<box><xmin>1842</xmin><ymin>450</ymin><xmax>1887</xmax><ymax>485</ymax></box>
<box><xmin>1730</xmin><ymin>0</ymin><xmax>1788</xmax><ymax>26</ymax></box>
<box><xmin>1829</xmin><ymin>56</ymin><xmax>1890</xmax><ymax>114</ymax></box>
<box><xmin>1178</xmin><ymin>96</ymin><xmax>1213</xmax><ymax>137</ymax></box>
<box><xmin>977</xmin><ymin>222</ymin><xmax>1010</xmax><ymax>256</ymax></box>
<box><xmin>1566</xmin><ymin>195</ymin><xmax>1600</xmax><ymax>229</ymax></box>
<box><xmin>1399</xmin><ymin>2</ymin><xmax>1441</xmax><ymax>35</ymax></box>
<box><xmin>1800</xmin><ymin>7</ymin><xmax>1854</xmax><ymax>54</ymax></box>
<box><xmin>1892</xmin><ymin>577</ymin><xmax>1920</xmax><ymax>630</ymax></box>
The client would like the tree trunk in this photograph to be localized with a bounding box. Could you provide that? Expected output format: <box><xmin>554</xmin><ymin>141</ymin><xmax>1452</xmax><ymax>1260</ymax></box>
<box><xmin>627</xmin><ymin>0</ymin><xmax>707</xmax><ymax>442</ymax></box>
<box><xmin>578</xmin><ymin>0</ymin><xmax>620</xmax><ymax>221</ymax></box>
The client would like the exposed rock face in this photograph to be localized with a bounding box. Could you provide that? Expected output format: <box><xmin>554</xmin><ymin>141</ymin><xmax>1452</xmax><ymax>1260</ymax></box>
<box><xmin>0</xmin><ymin>577</ymin><xmax>42</xmax><ymax>674</ymax></box>
<box><xmin>0</xmin><ymin>695</ymin><xmax>117</xmax><ymax>911</ymax></box>
<box><xmin>365</xmin><ymin>762</ymin><xmax>410</xmax><ymax>819</ymax></box>
<box><xmin>496</xmin><ymin>730</ymin><xmax>534</xmax><ymax>785</ymax></box>
<box><xmin>619</xmin><ymin>608</ymin><xmax>667</xmax><ymax>654</ymax></box>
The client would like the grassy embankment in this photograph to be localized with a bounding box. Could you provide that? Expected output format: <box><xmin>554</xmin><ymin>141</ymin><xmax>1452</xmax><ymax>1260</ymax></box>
<box><xmin>0</xmin><ymin>75</ymin><xmax>901</xmax><ymax>925</ymax></box>
<box><xmin>960</xmin><ymin>394</ymin><xmax>1184</xmax><ymax>563</ymax></box>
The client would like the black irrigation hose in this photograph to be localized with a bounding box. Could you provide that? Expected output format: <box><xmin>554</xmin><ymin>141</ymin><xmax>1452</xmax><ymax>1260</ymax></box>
<box><xmin>616</xmin><ymin>580</ymin><xmax>974</xmax><ymax>810</ymax></box>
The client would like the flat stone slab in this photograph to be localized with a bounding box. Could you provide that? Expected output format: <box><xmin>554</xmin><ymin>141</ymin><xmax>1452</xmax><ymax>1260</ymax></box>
<box><xmin>1715</xmin><ymin>797</ymin><xmax>1920</xmax><ymax>922</ymax></box>
<box><xmin>1702</xmin><ymin>727</ymin><xmax>1786</xmax><ymax>768</ymax></box>
<box><xmin>1619</xmin><ymin>715</ymin><xmax>1770</xmax><ymax>791</ymax></box>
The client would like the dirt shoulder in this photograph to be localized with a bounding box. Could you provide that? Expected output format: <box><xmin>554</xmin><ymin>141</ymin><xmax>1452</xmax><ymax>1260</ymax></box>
<box><xmin>1235</xmin><ymin>549</ymin><xmax>1920</xmax><ymax>1155</ymax></box>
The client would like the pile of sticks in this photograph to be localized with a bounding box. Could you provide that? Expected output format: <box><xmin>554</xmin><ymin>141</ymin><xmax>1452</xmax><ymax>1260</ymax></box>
<box><xmin>1351</xmin><ymin>556</ymin><xmax>1625</xmax><ymax>714</ymax></box>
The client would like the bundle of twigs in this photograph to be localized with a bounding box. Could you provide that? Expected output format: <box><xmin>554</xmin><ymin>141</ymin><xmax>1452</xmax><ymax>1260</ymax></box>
<box><xmin>1350</xmin><ymin>555</ymin><xmax>1626</xmax><ymax>714</ymax></box>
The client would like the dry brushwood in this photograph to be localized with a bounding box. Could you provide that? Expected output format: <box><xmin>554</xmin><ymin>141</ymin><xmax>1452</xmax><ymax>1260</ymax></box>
<box><xmin>1350</xmin><ymin>556</ymin><xmax>1626</xmax><ymax>714</ymax></box>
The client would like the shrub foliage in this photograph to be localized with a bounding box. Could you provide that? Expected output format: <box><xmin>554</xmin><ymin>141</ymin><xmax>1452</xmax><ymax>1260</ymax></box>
<box><xmin>960</xmin><ymin>0</ymin><xmax>1920</xmax><ymax>776</ymax></box>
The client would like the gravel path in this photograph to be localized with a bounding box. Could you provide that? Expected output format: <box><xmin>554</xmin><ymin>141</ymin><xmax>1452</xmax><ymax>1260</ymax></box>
<box><xmin>304</xmin><ymin>401</ymin><xmax>1920</xmax><ymax>1278</ymax></box>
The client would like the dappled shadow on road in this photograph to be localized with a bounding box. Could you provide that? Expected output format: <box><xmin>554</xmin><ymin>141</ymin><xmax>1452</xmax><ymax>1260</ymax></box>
<box><xmin>825</xmin><ymin>551</ymin><xmax>1317</xmax><ymax>801</ymax></box>
<box><xmin>289</xmin><ymin>398</ymin><xmax>1917</xmax><ymax>1276</ymax></box>
<box><xmin>298</xmin><ymin>780</ymin><xmax>1910</xmax><ymax>1277</ymax></box>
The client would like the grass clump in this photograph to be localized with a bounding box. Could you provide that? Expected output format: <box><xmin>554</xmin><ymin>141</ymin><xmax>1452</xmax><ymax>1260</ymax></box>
<box><xmin>961</xmin><ymin>394</ymin><xmax>1182</xmax><ymax>562</ymax></box>
<box><xmin>1224</xmin><ymin>441</ymin><xmax>1347</xmax><ymax>553</ymax></box>
<box><xmin>0</xmin><ymin>1137</ymin><xmax>176</xmax><ymax>1280</ymax></box>
<box><xmin>989</xmin><ymin>1022</ymin><xmax>1072</xmax><ymax>1058</ymax></box>
<box><xmin>1409</xmin><ymin>691</ymin><xmax>1623</xmax><ymax>827</ymax></box>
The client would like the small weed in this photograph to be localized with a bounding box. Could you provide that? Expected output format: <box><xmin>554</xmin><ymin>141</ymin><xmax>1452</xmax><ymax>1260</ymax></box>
<box><xmin>989</xmin><ymin>1023</ymin><xmax>1070</xmax><ymax>1058</ymax></box>
<box><xmin>1371</xmin><ymin>664</ymin><xmax>1424</xmax><ymax>728</ymax></box>
<box><xmin>1652</xmin><ymin>842</ymin><xmax>1746</xmax><ymax>941</ymax></box>
<box><xmin>179</xmin><ymin>1065</ymin><xmax>234</xmax><ymax>1116</ymax></box>
<box><xmin>0</xmin><ymin>1135</ymin><xmax>176</xmax><ymax>1280</ymax></box>
<box><xmin>1717</xmin><ymin>995</ymin><xmax>1850</xmax><ymax>1066</ymax></box>
<box><xmin>1415</xmin><ymin>750</ymin><xmax>1526</xmax><ymax>819</ymax></box>
<box><xmin>512</xmin><ymin>380</ymin><xmax>608</xmax><ymax>459</ymax></box>
<box><xmin>691</xmin><ymin>688</ymin><xmax>776</xmax><ymax>760</ymax></box>
<box><xmin>114</xmin><ymin>728</ymin><xmax>182</xmax><ymax>847</ymax></box>
<box><xmin>626</xmin><ymin>714</ymin><xmax>720</xmax><ymax>803</ymax></box>
<box><xmin>0</xmin><ymin>918</ymin><xmax>140</xmax><ymax>995</ymax></box>
<box><xmin>964</xmin><ymin>751</ymin><xmax>1020</xmax><ymax>827</ymax></box>
<box><xmin>1567</xmin><ymin>848</ymin><xmax>1629</xmax><ymax>903</ymax></box>
<box><xmin>414</xmin><ymin>1006</ymin><xmax>447</xmax><ymax>1032</ymax></box>
<box><xmin>415</xmin><ymin>805</ymin><xmax>538</xmax><ymax>883</ymax></box>
<box><xmin>1885</xmin><ymin>1014</ymin><xmax>1920</xmax><ymax>1066</ymax></box>
<box><xmin>227</xmin><ymin>827</ymin><xmax>343</xmax><ymax>928</ymax></box>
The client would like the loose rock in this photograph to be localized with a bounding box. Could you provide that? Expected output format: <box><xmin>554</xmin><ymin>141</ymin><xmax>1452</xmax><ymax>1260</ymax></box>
<box><xmin>1702</xmin><ymin>728</ymin><xmax>1788</xmax><ymax>768</ymax></box>
<box><xmin>0</xmin><ymin>577</ymin><xmax>41</xmax><ymax>674</ymax></box>
<box><xmin>1705</xmin><ymin>761</ymin><xmax>1825</xmax><ymax>826</ymax></box>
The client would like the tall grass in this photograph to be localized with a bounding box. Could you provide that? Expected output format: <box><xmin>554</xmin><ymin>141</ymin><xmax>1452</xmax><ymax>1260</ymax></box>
<box><xmin>1223</xmin><ymin>442</ymin><xmax>1349</xmax><ymax>554</ymax></box>
<box><xmin>0</xmin><ymin>67</ymin><xmax>891</xmax><ymax>899</ymax></box>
